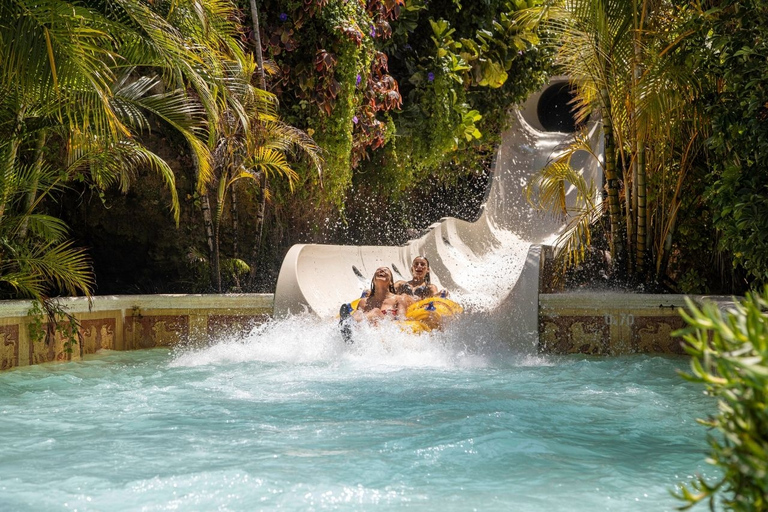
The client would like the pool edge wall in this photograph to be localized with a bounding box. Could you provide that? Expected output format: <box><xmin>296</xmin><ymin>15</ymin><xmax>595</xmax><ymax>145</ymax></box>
<box><xmin>538</xmin><ymin>293</ymin><xmax>736</xmax><ymax>356</ymax></box>
<box><xmin>0</xmin><ymin>292</ymin><xmax>740</xmax><ymax>371</ymax></box>
<box><xmin>0</xmin><ymin>294</ymin><xmax>273</xmax><ymax>370</ymax></box>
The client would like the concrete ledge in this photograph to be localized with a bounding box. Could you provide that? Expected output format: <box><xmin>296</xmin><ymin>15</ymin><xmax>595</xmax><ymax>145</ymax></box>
<box><xmin>539</xmin><ymin>293</ymin><xmax>738</xmax><ymax>355</ymax></box>
<box><xmin>0</xmin><ymin>292</ymin><xmax>742</xmax><ymax>371</ymax></box>
<box><xmin>0</xmin><ymin>294</ymin><xmax>274</xmax><ymax>316</ymax></box>
<box><xmin>0</xmin><ymin>294</ymin><xmax>273</xmax><ymax>370</ymax></box>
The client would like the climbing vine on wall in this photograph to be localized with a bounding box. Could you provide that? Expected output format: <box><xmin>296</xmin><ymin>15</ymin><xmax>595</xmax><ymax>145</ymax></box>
<box><xmin>256</xmin><ymin>0</ymin><xmax>548</xmax><ymax>208</ymax></box>
<box><xmin>258</xmin><ymin>0</ymin><xmax>405</xmax><ymax>209</ymax></box>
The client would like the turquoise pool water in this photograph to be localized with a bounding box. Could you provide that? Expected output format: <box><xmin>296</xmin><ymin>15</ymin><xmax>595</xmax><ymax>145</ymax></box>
<box><xmin>0</xmin><ymin>315</ymin><xmax>715</xmax><ymax>511</ymax></box>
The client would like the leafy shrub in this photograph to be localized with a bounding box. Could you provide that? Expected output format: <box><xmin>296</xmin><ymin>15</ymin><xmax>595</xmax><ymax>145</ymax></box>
<box><xmin>675</xmin><ymin>289</ymin><xmax>768</xmax><ymax>510</ymax></box>
<box><xmin>693</xmin><ymin>0</ymin><xmax>768</xmax><ymax>287</ymax></box>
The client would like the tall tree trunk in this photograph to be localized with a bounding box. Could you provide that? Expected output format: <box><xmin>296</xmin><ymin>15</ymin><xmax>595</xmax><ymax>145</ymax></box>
<box><xmin>635</xmin><ymin>136</ymin><xmax>647</xmax><ymax>275</ymax></box>
<box><xmin>193</xmin><ymin>146</ymin><xmax>220</xmax><ymax>291</ymax></box>
<box><xmin>248</xmin><ymin>0</ymin><xmax>269</xmax><ymax>288</ymax></box>
<box><xmin>633</xmin><ymin>1</ymin><xmax>647</xmax><ymax>278</ymax></box>
<box><xmin>656</xmin><ymin>153</ymin><xmax>688</xmax><ymax>281</ymax></box>
<box><xmin>249</xmin><ymin>0</ymin><xmax>267</xmax><ymax>91</ymax></box>
<box><xmin>248</xmin><ymin>176</ymin><xmax>267</xmax><ymax>288</ymax></box>
<box><xmin>657</xmin><ymin>202</ymin><xmax>677</xmax><ymax>282</ymax></box>
<box><xmin>213</xmin><ymin>220</ymin><xmax>222</xmax><ymax>292</ymax></box>
<box><xmin>626</xmin><ymin>155</ymin><xmax>635</xmax><ymax>275</ymax></box>
<box><xmin>200</xmin><ymin>192</ymin><xmax>220</xmax><ymax>291</ymax></box>
<box><xmin>231</xmin><ymin>185</ymin><xmax>239</xmax><ymax>259</ymax></box>
<box><xmin>599</xmin><ymin>86</ymin><xmax>625</xmax><ymax>271</ymax></box>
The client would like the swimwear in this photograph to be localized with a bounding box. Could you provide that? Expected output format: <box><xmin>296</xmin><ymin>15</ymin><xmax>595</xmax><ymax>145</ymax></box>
<box><xmin>398</xmin><ymin>282</ymin><xmax>431</xmax><ymax>299</ymax></box>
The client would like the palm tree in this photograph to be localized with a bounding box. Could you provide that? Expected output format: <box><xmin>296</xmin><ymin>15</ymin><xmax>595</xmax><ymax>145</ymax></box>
<box><xmin>525</xmin><ymin>133</ymin><xmax>603</xmax><ymax>272</ymax></box>
<box><xmin>521</xmin><ymin>0</ymin><xmax>633</xmax><ymax>271</ymax></box>
<box><xmin>0</xmin><ymin>0</ymin><xmax>118</xmax><ymax>299</ymax></box>
<box><xmin>203</xmin><ymin>56</ymin><xmax>323</xmax><ymax>291</ymax></box>
<box><xmin>0</xmin><ymin>0</ymin><xmax>254</xmax><ymax>298</ymax></box>
<box><xmin>0</xmin><ymin>140</ymin><xmax>94</xmax><ymax>300</ymax></box>
<box><xmin>520</xmin><ymin>0</ymin><xmax>703</xmax><ymax>285</ymax></box>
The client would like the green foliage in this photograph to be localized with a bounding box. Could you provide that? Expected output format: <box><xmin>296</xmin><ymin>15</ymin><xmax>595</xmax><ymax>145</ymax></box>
<box><xmin>0</xmin><ymin>0</ymin><xmax>264</xmax><ymax>298</ymax></box>
<box><xmin>0</xmin><ymin>141</ymin><xmax>94</xmax><ymax>300</ymax></box>
<box><xmin>675</xmin><ymin>289</ymin><xmax>768</xmax><ymax>510</ymax></box>
<box><xmin>203</xmin><ymin>52</ymin><xmax>322</xmax><ymax>292</ymax></box>
<box><xmin>710</xmin><ymin>167</ymin><xmax>768</xmax><ymax>286</ymax></box>
<box><xmin>517</xmin><ymin>0</ymin><xmax>754</xmax><ymax>291</ymax></box>
<box><xmin>260</xmin><ymin>0</ymin><xmax>550</xmax><ymax>209</ymax></box>
<box><xmin>387</xmin><ymin>0</ymin><xmax>550</xmax><ymax>183</ymax></box>
<box><xmin>258</xmin><ymin>0</ymin><xmax>386</xmax><ymax>209</ymax></box>
<box><xmin>311</xmin><ymin>21</ymin><xmax>361</xmax><ymax>208</ymax></box>
<box><xmin>664</xmin><ymin>158</ymin><xmax>743</xmax><ymax>295</ymax></box>
<box><xmin>27</xmin><ymin>299</ymin><xmax>82</xmax><ymax>354</ymax></box>
<box><xmin>220</xmin><ymin>257</ymin><xmax>251</xmax><ymax>291</ymax></box>
<box><xmin>686</xmin><ymin>1</ymin><xmax>768</xmax><ymax>288</ymax></box>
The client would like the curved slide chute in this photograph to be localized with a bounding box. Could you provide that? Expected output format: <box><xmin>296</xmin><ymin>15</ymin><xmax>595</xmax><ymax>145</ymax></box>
<box><xmin>274</xmin><ymin>78</ymin><xmax>603</xmax><ymax>342</ymax></box>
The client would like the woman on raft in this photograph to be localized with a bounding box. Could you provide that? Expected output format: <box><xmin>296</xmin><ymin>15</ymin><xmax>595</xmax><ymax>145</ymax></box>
<box><xmin>394</xmin><ymin>256</ymin><xmax>445</xmax><ymax>306</ymax></box>
<box><xmin>350</xmin><ymin>267</ymin><xmax>409</xmax><ymax>325</ymax></box>
<box><xmin>338</xmin><ymin>259</ymin><xmax>456</xmax><ymax>341</ymax></box>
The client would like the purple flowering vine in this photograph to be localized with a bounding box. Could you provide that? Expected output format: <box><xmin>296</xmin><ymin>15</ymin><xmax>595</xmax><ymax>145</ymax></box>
<box><xmin>356</xmin><ymin>74</ymin><xmax>362</xmax><ymax>86</ymax></box>
<box><xmin>279</xmin><ymin>12</ymin><xmax>288</xmax><ymax>22</ymax></box>
<box><xmin>427</xmin><ymin>72</ymin><xmax>435</xmax><ymax>82</ymax></box>
<box><xmin>352</xmin><ymin>115</ymin><xmax>359</xmax><ymax>124</ymax></box>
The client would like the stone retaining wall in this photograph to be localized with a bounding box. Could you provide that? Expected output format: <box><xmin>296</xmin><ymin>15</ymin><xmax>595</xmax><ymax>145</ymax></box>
<box><xmin>0</xmin><ymin>292</ymin><xmax>739</xmax><ymax>371</ymax></box>
<box><xmin>0</xmin><ymin>294</ymin><xmax>273</xmax><ymax>371</ymax></box>
<box><xmin>538</xmin><ymin>293</ymin><xmax>736</xmax><ymax>355</ymax></box>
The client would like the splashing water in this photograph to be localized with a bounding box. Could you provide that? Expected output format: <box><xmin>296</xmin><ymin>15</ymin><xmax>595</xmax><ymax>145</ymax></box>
<box><xmin>172</xmin><ymin>313</ymin><xmax>519</xmax><ymax>370</ymax></box>
<box><xmin>0</xmin><ymin>315</ymin><xmax>717</xmax><ymax>511</ymax></box>
<box><xmin>444</xmin><ymin>228</ymin><xmax>531</xmax><ymax>313</ymax></box>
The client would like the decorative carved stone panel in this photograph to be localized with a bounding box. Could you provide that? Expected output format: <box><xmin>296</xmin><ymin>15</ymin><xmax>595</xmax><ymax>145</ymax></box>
<box><xmin>80</xmin><ymin>318</ymin><xmax>117</xmax><ymax>353</ymax></box>
<box><xmin>631</xmin><ymin>316</ymin><xmax>686</xmax><ymax>354</ymax></box>
<box><xmin>28</xmin><ymin>324</ymin><xmax>61</xmax><ymax>365</ymax></box>
<box><xmin>539</xmin><ymin>315</ymin><xmax>610</xmax><ymax>354</ymax></box>
<box><xmin>125</xmin><ymin>315</ymin><xmax>189</xmax><ymax>349</ymax></box>
<box><xmin>0</xmin><ymin>324</ymin><xmax>19</xmax><ymax>370</ymax></box>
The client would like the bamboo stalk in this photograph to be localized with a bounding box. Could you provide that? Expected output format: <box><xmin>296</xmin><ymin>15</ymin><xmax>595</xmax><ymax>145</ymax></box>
<box><xmin>600</xmin><ymin>86</ymin><xmax>625</xmax><ymax>269</ymax></box>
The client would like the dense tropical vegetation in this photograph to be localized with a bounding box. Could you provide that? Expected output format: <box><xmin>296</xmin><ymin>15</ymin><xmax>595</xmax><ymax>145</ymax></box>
<box><xmin>0</xmin><ymin>0</ymin><xmax>766</xmax><ymax>297</ymax></box>
<box><xmin>523</xmin><ymin>0</ymin><xmax>767</xmax><ymax>293</ymax></box>
<box><xmin>676</xmin><ymin>289</ymin><xmax>768</xmax><ymax>511</ymax></box>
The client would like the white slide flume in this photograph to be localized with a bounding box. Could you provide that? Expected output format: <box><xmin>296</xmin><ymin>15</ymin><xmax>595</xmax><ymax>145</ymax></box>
<box><xmin>274</xmin><ymin>78</ymin><xmax>603</xmax><ymax>343</ymax></box>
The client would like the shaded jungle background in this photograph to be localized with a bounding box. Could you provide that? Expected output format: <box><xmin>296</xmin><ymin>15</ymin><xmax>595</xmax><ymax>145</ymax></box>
<box><xmin>5</xmin><ymin>0</ymin><xmax>761</xmax><ymax>299</ymax></box>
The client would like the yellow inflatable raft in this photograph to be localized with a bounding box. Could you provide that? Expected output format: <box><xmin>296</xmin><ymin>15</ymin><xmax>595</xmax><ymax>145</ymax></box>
<box><xmin>346</xmin><ymin>296</ymin><xmax>463</xmax><ymax>334</ymax></box>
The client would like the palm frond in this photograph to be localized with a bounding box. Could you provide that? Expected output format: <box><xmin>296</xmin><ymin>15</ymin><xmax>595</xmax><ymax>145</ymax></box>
<box><xmin>553</xmin><ymin>196</ymin><xmax>604</xmax><ymax>269</ymax></box>
<box><xmin>0</xmin><ymin>269</ymin><xmax>46</xmax><ymax>300</ymax></box>
<box><xmin>245</xmin><ymin>148</ymin><xmax>299</xmax><ymax>189</ymax></box>
<box><xmin>257</xmin><ymin>121</ymin><xmax>324</xmax><ymax>178</ymax></box>
<box><xmin>526</xmin><ymin>133</ymin><xmax>600</xmax><ymax>215</ymax></box>
<box><xmin>25</xmin><ymin>240</ymin><xmax>94</xmax><ymax>297</ymax></box>
<box><xmin>130</xmin><ymin>86</ymin><xmax>211</xmax><ymax>192</ymax></box>
<box><xmin>7</xmin><ymin>213</ymin><xmax>71</xmax><ymax>243</ymax></box>
<box><xmin>0</xmin><ymin>239</ymin><xmax>93</xmax><ymax>299</ymax></box>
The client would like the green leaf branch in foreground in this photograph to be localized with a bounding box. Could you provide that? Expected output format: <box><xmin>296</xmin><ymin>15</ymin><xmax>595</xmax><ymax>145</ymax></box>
<box><xmin>675</xmin><ymin>289</ymin><xmax>768</xmax><ymax>511</ymax></box>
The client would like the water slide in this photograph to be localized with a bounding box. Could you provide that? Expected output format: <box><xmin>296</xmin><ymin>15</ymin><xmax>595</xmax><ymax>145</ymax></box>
<box><xmin>274</xmin><ymin>78</ymin><xmax>603</xmax><ymax>342</ymax></box>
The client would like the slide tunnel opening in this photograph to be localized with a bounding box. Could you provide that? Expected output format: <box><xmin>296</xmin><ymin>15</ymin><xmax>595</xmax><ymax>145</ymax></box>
<box><xmin>537</xmin><ymin>82</ymin><xmax>581</xmax><ymax>133</ymax></box>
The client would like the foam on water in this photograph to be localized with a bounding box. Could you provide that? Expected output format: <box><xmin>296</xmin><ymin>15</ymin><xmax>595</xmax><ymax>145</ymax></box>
<box><xmin>170</xmin><ymin>310</ymin><xmax>535</xmax><ymax>372</ymax></box>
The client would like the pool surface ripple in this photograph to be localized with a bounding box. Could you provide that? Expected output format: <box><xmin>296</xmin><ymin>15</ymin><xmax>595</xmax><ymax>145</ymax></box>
<box><xmin>0</xmin><ymin>315</ymin><xmax>716</xmax><ymax>511</ymax></box>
